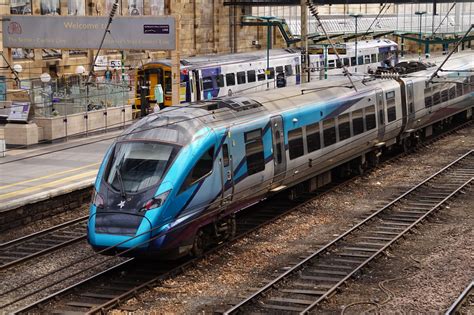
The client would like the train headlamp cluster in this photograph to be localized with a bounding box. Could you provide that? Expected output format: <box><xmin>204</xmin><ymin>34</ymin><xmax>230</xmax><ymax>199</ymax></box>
<box><xmin>140</xmin><ymin>190</ymin><xmax>171</xmax><ymax>212</ymax></box>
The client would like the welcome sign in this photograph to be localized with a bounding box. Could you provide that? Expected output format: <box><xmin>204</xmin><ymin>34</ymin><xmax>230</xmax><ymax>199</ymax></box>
<box><xmin>2</xmin><ymin>15</ymin><xmax>176</xmax><ymax>50</ymax></box>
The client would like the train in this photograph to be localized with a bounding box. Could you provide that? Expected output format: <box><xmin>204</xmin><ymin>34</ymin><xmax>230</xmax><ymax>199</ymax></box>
<box><xmin>135</xmin><ymin>39</ymin><xmax>398</xmax><ymax>108</ymax></box>
<box><xmin>88</xmin><ymin>52</ymin><xmax>473</xmax><ymax>259</ymax></box>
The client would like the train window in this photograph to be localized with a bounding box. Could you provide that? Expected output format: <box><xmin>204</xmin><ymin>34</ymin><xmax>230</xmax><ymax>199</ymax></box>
<box><xmin>433</xmin><ymin>92</ymin><xmax>441</xmax><ymax>105</ymax></box>
<box><xmin>425</xmin><ymin>96</ymin><xmax>432</xmax><ymax>107</ymax></box>
<box><xmin>285</xmin><ymin>65</ymin><xmax>293</xmax><ymax>76</ymax></box>
<box><xmin>441</xmin><ymin>89</ymin><xmax>449</xmax><ymax>103</ymax></box>
<box><xmin>352</xmin><ymin>110</ymin><xmax>364</xmax><ymax>135</ymax></box>
<box><xmin>449</xmin><ymin>86</ymin><xmax>456</xmax><ymax>100</ymax></box>
<box><xmin>306</xmin><ymin>122</ymin><xmax>320</xmax><ymax>152</ymax></box>
<box><xmin>247</xmin><ymin>70</ymin><xmax>256</xmax><ymax>83</ymax></box>
<box><xmin>387</xmin><ymin>107</ymin><xmax>396</xmax><ymax>122</ymax></box>
<box><xmin>364</xmin><ymin>55</ymin><xmax>371</xmax><ymax>65</ymax></box>
<box><xmin>358</xmin><ymin>56</ymin><xmax>364</xmax><ymax>66</ymax></box>
<box><xmin>276</xmin><ymin>66</ymin><xmax>284</xmax><ymax>73</ymax></box>
<box><xmin>226</xmin><ymin>73</ymin><xmax>235</xmax><ymax>86</ymax></box>
<box><xmin>203</xmin><ymin>76</ymin><xmax>214</xmax><ymax>90</ymax></box>
<box><xmin>267</xmin><ymin>68</ymin><xmax>275</xmax><ymax>80</ymax></box>
<box><xmin>237</xmin><ymin>71</ymin><xmax>246</xmax><ymax>85</ymax></box>
<box><xmin>338</xmin><ymin>114</ymin><xmax>350</xmax><ymax>141</ymax></box>
<box><xmin>464</xmin><ymin>78</ymin><xmax>469</xmax><ymax>94</ymax></box>
<box><xmin>289</xmin><ymin>128</ymin><xmax>304</xmax><ymax>160</ymax></box>
<box><xmin>216</xmin><ymin>74</ymin><xmax>225</xmax><ymax>88</ymax></box>
<box><xmin>351</xmin><ymin>57</ymin><xmax>357</xmax><ymax>66</ymax></box>
<box><xmin>336</xmin><ymin>59</ymin><xmax>342</xmax><ymax>69</ymax></box>
<box><xmin>456</xmin><ymin>82</ymin><xmax>463</xmax><ymax>97</ymax></box>
<box><xmin>181</xmin><ymin>147</ymin><xmax>214</xmax><ymax>192</ymax></box>
<box><xmin>323</xmin><ymin>119</ymin><xmax>337</xmax><ymax>147</ymax></box>
<box><xmin>328</xmin><ymin>60</ymin><xmax>335</xmax><ymax>69</ymax></box>
<box><xmin>257</xmin><ymin>73</ymin><xmax>266</xmax><ymax>81</ymax></box>
<box><xmin>222</xmin><ymin>144</ymin><xmax>229</xmax><ymax>167</ymax></box>
<box><xmin>365</xmin><ymin>105</ymin><xmax>376</xmax><ymax>131</ymax></box>
<box><xmin>245</xmin><ymin>129</ymin><xmax>265</xmax><ymax>175</ymax></box>
<box><xmin>343</xmin><ymin>58</ymin><xmax>350</xmax><ymax>66</ymax></box>
<box><xmin>371</xmin><ymin>54</ymin><xmax>377</xmax><ymax>63</ymax></box>
<box><xmin>275</xmin><ymin>130</ymin><xmax>282</xmax><ymax>164</ymax></box>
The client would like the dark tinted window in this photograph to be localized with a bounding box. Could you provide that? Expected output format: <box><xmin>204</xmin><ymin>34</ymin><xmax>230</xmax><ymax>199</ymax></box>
<box><xmin>323</xmin><ymin>118</ymin><xmax>336</xmax><ymax>147</ymax></box>
<box><xmin>285</xmin><ymin>65</ymin><xmax>293</xmax><ymax>75</ymax></box>
<box><xmin>336</xmin><ymin>59</ymin><xmax>342</xmax><ymax>68</ymax></box>
<box><xmin>257</xmin><ymin>72</ymin><xmax>266</xmax><ymax>81</ymax></box>
<box><xmin>181</xmin><ymin>147</ymin><xmax>214</xmax><ymax>192</ymax></box>
<box><xmin>425</xmin><ymin>96</ymin><xmax>432</xmax><ymax>107</ymax></box>
<box><xmin>433</xmin><ymin>92</ymin><xmax>441</xmax><ymax>105</ymax></box>
<box><xmin>306</xmin><ymin>122</ymin><xmax>320</xmax><ymax>152</ymax></box>
<box><xmin>352</xmin><ymin>109</ymin><xmax>364</xmax><ymax>135</ymax></box>
<box><xmin>338</xmin><ymin>113</ymin><xmax>350</xmax><ymax>141</ymax></box>
<box><xmin>441</xmin><ymin>89</ymin><xmax>449</xmax><ymax>103</ymax></box>
<box><xmin>245</xmin><ymin>129</ymin><xmax>265</xmax><ymax>175</ymax></box>
<box><xmin>343</xmin><ymin>58</ymin><xmax>350</xmax><ymax>66</ymax></box>
<box><xmin>247</xmin><ymin>70</ymin><xmax>256</xmax><ymax>83</ymax></box>
<box><xmin>226</xmin><ymin>73</ymin><xmax>235</xmax><ymax>86</ymax></box>
<box><xmin>387</xmin><ymin>106</ymin><xmax>396</xmax><ymax>122</ymax></box>
<box><xmin>216</xmin><ymin>74</ymin><xmax>225</xmax><ymax>87</ymax></box>
<box><xmin>275</xmin><ymin>130</ymin><xmax>282</xmax><ymax>164</ymax></box>
<box><xmin>276</xmin><ymin>66</ymin><xmax>284</xmax><ymax>73</ymax></box>
<box><xmin>289</xmin><ymin>128</ymin><xmax>304</xmax><ymax>160</ymax></box>
<box><xmin>203</xmin><ymin>76</ymin><xmax>213</xmax><ymax>90</ymax></box>
<box><xmin>365</xmin><ymin>105</ymin><xmax>376</xmax><ymax>131</ymax></box>
<box><xmin>222</xmin><ymin>144</ymin><xmax>229</xmax><ymax>167</ymax></box>
<box><xmin>456</xmin><ymin>82</ymin><xmax>463</xmax><ymax>97</ymax></box>
<box><xmin>351</xmin><ymin>57</ymin><xmax>356</xmax><ymax>66</ymax></box>
<box><xmin>237</xmin><ymin>71</ymin><xmax>246</xmax><ymax>85</ymax></box>
<box><xmin>358</xmin><ymin>56</ymin><xmax>363</xmax><ymax>66</ymax></box>
<box><xmin>267</xmin><ymin>68</ymin><xmax>275</xmax><ymax>80</ymax></box>
<box><xmin>449</xmin><ymin>86</ymin><xmax>456</xmax><ymax>100</ymax></box>
<box><xmin>371</xmin><ymin>53</ymin><xmax>377</xmax><ymax>62</ymax></box>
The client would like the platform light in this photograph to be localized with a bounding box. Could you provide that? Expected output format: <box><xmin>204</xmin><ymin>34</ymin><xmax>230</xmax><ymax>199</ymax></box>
<box><xmin>40</xmin><ymin>73</ymin><xmax>51</xmax><ymax>83</ymax></box>
<box><xmin>13</xmin><ymin>64</ymin><xmax>23</xmax><ymax>73</ymax></box>
<box><xmin>75</xmin><ymin>65</ymin><xmax>86</xmax><ymax>75</ymax></box>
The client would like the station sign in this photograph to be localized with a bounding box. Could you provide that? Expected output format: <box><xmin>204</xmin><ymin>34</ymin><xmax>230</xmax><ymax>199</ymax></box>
<box><xmin>3</xmin><ymin>15</ymin><xmax>176</xmax><ymax>50</ymax></box>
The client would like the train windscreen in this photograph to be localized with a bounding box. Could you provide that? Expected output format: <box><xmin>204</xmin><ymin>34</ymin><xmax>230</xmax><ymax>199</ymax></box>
<box><xmin>105</xmin><ymin>141</ymin><xmax>178</xmax><ymax>193</ymax></box>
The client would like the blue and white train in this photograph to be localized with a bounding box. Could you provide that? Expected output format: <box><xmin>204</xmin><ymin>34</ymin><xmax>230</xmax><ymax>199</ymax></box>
<box><xmin>89</xmin><ymin>52</ymin><xmax>473</xmax><ymax>258</ymax></box>
<box><xmin>136</xmin><ymin>39</ymin><xmax>398</xmax><ymax>107</ymax></box>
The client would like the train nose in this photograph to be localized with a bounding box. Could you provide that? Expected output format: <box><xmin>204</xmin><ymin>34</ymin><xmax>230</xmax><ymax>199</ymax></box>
<box><xmin>94</xmin><ymin>212</ymin><xmax>145</xmax><ymax>236</ymax></box>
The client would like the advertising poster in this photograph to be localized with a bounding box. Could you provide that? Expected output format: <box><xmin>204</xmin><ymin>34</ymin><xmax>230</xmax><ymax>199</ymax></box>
<box><xmin>150</xmin><ymin>0</ymin><xmax>165</xmax><ymax>16</ymax></box>
<box><xmin>68</xmin><ymin>0</ymin><xmax>85</xmax><ymax>15</ymax></box>
<box><xmin>40</xmin><ymin>0</ymin><xmax>60</xmax><ymax>15</ymax></box>
<box><xmin>128</xmin><ymin>0</ymin><xmax>143</xmax><ymax>15</ymax></box>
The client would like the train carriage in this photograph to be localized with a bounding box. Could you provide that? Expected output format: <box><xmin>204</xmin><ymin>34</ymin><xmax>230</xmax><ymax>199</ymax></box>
<box><xmin>89</xmin><ymin>52</ymin><xmax>473</xmax><ymax>259</ymax></box>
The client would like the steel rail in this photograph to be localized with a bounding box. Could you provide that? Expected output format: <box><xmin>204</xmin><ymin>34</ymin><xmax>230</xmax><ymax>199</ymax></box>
<box><xmin>445</xmin><ymin>281</ymin><xmax>473</xmax><ymax>315</ymax></box>
<box><xmin>224</xmin><ymin>150</ymin><xmax>473</xmax><ymax>314</ymax></box>
<box><xmin>0</xmin><ymin>216</ymin><xmax>88</xmax><ymax>270</ymax></box>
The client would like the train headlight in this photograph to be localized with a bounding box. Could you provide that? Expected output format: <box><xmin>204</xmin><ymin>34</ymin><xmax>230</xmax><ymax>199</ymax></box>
<box><xmin>92</xmin><ymin>189</ymin><xmax>104</xmax><ymax>209</ymax></box>
<box><xmin>140</xmin><ymin>190</ymin><xmax>171</xmax><ymax>212</ymax></box>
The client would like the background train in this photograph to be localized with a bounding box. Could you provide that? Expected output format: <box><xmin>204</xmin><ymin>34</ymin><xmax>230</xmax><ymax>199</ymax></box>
<box><xmin>88</xmin><ymin>52</ymin><xmax>473</xmax><ymax>259</ymax></box>
<box><xmin>135</xmin><ymin>39</ymin><xmax>398</xmax><ymax>108</ymax></box>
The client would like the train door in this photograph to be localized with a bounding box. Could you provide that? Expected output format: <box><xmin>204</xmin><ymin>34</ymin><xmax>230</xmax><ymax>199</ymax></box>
<box><xmin>406</xmin><ymin>80</ymin><xmax>415</xmax><ymax>122</ymax></box>
<box><xmin>375</xmin><ymin>89</ymin><xmax>385</xmax><ymax>140</ymax></box>
<box><xmin>270</xmin><ymin>115</ymin><xmax>287</xmax><ymax>189</ymax></box>
<box><xmin>192</xmin><ymin>70</ymin><xmax>203</xmax><ymax>101</ymax></box>
<box><xmin>220</xmin><ymin>135</ymin><xmax>234</xmax><ymax>206</ymax></box>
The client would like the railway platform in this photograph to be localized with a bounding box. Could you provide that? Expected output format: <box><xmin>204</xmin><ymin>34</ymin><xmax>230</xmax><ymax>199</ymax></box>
<box><xmin>0</xmin><ymin>131</ymin><xmax>119</xmax><ymax>212</ymax></box>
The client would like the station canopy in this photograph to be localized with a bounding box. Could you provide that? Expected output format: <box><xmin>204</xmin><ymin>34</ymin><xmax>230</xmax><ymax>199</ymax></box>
<box><xmin>225</xmin><ymin>0</ymin><xmax>472</xmax><ymax>4</ymax></box>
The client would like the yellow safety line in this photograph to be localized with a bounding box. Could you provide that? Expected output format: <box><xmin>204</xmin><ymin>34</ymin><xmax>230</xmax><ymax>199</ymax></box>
<box><xmin>0</xmin><ymin>162</ymin><xmax>101</xmax><ymax>190</ymax></box>
<box><xmin>0</xmin><ymin>170</ymin><xmax>98</xmax><ymax>201</ymax></box>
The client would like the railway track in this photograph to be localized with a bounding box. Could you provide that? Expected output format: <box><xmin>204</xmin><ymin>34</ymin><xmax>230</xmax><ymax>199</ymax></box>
<box><xmin>12</xmin><ymin>182</ymin><xmax>349</xmax><ymax>314</ymax></box>
<box><xmin>222</xmin><ymin>150</ymin><xmax>474</xmax><ymax>314</ymax></box>
<box><xmin>0</xmin><ymin>216</ymin><xmax>88</xmax><ymax>270</ymax></box>
<box><xmin>446</xmin><ymin>281</ymin><xmax>473</xmax><ymax>315</ymax></box>
<box><xmin>4</xmin><ymin>121</ymin><xmax>471</xmax><ymax>314</ymax></box>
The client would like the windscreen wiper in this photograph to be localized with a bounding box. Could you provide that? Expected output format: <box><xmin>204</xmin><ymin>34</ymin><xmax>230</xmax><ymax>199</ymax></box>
<box><xmin>115</xmin><ymin>161</ymin><xmax>127</xmax><ymax>199</ymax></box>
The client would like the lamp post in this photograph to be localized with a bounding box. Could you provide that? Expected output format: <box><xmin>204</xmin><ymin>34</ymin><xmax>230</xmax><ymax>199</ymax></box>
<box><xmin>258</xmin><ymin>16</ymin><xmax>273</xmax><ymax>89</ymax></box>
<box><xmin>415</xmin><ymin>11</ymin><xmax>427</xmax><ymax>60</ymax></box>
<box><xmin>350</xmin><ymin>13</ymin><xmax>362</xmax><ymax>73</ymax></box>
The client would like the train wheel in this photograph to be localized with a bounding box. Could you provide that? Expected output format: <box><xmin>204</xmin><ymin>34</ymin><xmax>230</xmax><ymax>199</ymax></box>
<box><xmin>191</xmin><ymin>230</ymin><xmax>206</xmax><ymax>258</ymax></box>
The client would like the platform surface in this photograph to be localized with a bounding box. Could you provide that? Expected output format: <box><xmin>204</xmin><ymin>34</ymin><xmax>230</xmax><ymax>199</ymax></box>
<box><xmin>0</xmin><ymin>131</ymin><xmax>120</xmax><ymax>211</ymax></box>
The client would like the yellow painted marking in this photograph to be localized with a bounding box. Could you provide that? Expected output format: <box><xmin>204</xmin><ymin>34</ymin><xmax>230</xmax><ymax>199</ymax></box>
<box><xmin>0</xmin><ymin>162</ymin><xmax>101</xmax><ymax>190</ymax></box>
<box><xmin>0</xmin><ymin>170</ymin><xmax>98</xmax><ymax>201</ymax></box>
